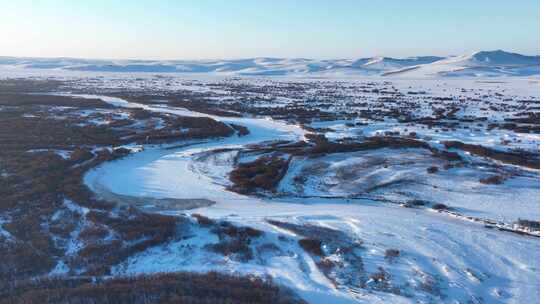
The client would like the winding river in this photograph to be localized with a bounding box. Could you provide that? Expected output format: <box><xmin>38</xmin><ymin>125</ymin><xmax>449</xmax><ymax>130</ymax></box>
<box><xmin>78</xmin><ymin>94</ymin><xmax>322</xmax><ymax>217</ymax></box>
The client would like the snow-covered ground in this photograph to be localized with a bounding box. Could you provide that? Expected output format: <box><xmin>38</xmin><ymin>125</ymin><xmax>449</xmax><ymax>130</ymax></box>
<box><xmin>278</xmin><ymin>148</ymin><xmax>540</xmax><ymax>222</ymax></box>
<box><xmin>75</xmin><ymin>84</ymin><xmax>540</xmax><ymax>304</ymax></box>
<box><xmin>1</xmin><ymin>50</ymin><xmax>540</xmax><ymax>78</ymax></box>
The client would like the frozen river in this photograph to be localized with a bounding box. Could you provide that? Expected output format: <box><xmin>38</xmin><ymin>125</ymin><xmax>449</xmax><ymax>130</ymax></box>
<box><xmin>78</xmin><ymin>94</ymin><xmax>540</xmax><ymax>304</ymax></box>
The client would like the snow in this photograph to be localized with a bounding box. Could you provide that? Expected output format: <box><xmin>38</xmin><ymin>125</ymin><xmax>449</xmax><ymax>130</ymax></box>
<box><xmin>26</xmin><ymin>149</ymin><xmax>73</xmax><ymax>159</ymax></box>
<box><xmin>64</xmin><ymin>198</ymin><xmax>90</xmax><ymax>216</ymax></box>
<box><xmin>76</xmin><ymin>93</ymin><xmax>540</xmax><ymax>303</ymax></box>
<box><xmin>0</xmin><ymin>216</ymin><xmax>14</xmax><ymax>240</ymax></box>
<box><xmin>2</xmin><ymin>50</ymin><xmax>539</xmax><ymax>78</ymax></box>
<box><xmin>314</xmin><ymin>120</ymin><xmax>540</xmax><ymax>152</ymax></box>
<box><xmin>8</xmin><ymin>67</ymin><xmax>539</xmax><ymax>301</ymax></box>
<box><xmin>49</xmin><ymin>261</ymin><xmax>70</xmax><ymax>276</ymax></box>
<box><xmin>390</xmin><ymin>50</ymin><xmax>540</xmax><ymax>78</ymax></box>
<box><xmin>62</xmin><ymin>199</ymin><xmax>90</xmax><ymax>255</ymax></box>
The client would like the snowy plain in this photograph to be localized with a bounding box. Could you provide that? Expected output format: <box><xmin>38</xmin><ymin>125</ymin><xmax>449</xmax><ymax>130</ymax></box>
<box><xmin>2</xmin><ymin>60</ymin><xmax>540</xmax><ymax>303</ymax></box>
<box><xmin>75</xmin><ymin>82</ymin><xmax>540</xmax><ymax>303</ymax></box>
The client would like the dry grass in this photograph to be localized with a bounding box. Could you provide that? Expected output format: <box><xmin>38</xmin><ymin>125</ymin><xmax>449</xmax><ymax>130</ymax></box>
<box><xmin>1</xmin><ymin>272</ymin><xmax>305</xmax><ymax>304</ymax></box>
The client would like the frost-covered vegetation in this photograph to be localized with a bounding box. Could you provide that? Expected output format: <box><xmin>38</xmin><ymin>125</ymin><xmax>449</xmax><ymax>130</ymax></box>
<box><xmin>1</xmin><ymin>76</ymin><xmax>540</xmax><ymax>304</ymax></box>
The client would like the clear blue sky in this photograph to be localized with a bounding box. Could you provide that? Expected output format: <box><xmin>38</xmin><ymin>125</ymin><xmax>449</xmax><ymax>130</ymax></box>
<box><xmin>1</xmin><ymin>0</ymin><xmax>539</xmax><ymax>59</ymax></box>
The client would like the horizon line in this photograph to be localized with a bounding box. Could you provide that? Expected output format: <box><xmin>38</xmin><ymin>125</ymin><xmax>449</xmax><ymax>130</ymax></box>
<box><xmin>1</xmin><ymin>49</ymin><xmax>538</xmax><ymax>63</ymax></box>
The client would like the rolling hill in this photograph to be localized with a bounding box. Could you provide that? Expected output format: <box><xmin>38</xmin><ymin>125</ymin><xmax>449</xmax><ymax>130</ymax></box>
<box><xmin>1</xmin><ymin>50</ymin><xmax>539</xmax><ymax>77</ymax></box>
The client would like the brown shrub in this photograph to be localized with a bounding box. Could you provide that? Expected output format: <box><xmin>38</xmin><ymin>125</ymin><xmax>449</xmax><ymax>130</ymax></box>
<box><xmin>407</xmin><ymin>199</ymin><xmax>429</xmax><ymax>207</ymax></box>
<box><xmin>479</xmin><ymin>175</ymin><xmax>505</xmax><ymax>185</ymax></box>
<box><xmin>443</xmin><ymin>140</ymin><xmax>540</xmax><ymax>170</ymax></box>
<box><xmin>298</xmin><ymin>238</ymin><xmax>324</xmax><ymax>256</ymax></box>
<box><xmin>370</xmin><ymin>267</ymin><xmax>389</xmax><ymax>283</ymax></box>
<box><xmin>229</xmin><ymin>123</ymin><xmax>250</xmax><ymax>136</ymax></box>
<box><xmin>427</xmin><ymin>166</ymin><xmax>439</xmax><ymax>174</ymax></box>
<box><xmin>385</xmin><ymin>249</ymin><xmax>400</xmax><ymax>259</ymax></box>
<box><xmin>1</xmin><ymin>272</ymin><xmax>305</xmax><ymax>304</ymax></box>
<box><xmin>69</xmin><ymin>148</ymin><xmax>94</xmax><ymax>164</ymax></box>
<box><xmin>516</xmin><ymin>219</ymin><xmax>540</xmax><ymax>232</ymax></box>
<box><xmin>432</xmin><ymin>203</ymin><xmax>449</xmax><ymax>210</ymax></box>
<box><xmin>192</xmin><ymin>214</ymin><xmax>215</xmax><ymax>227</ymax></box>
<box><xmin>79</xmin><ymin>225</ymin><xmax>110</xmax><ymax>241</ymax></box>
<box><xmin>207</xmin><ymin>240</ymin><xmax>254</xmax><ymax>261</ymax></box>
<box><xmin>229</xmin><ymin>155</ymin><xmax>290</xmax><ymax>194</ymax></box>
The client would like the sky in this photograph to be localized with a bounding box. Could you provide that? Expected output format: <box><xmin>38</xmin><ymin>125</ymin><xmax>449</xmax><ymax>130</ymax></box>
<box><xmin>1</xmin><ymin>0</ymin><xmax>539</xmax><ymax>60</ymax></box>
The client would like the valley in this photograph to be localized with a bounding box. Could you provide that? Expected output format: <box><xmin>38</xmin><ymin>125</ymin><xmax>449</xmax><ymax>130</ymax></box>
<box><xmin>1</xmin><ymin>74</ymin><xmax>539</xmax><ymax>303</ymax></box>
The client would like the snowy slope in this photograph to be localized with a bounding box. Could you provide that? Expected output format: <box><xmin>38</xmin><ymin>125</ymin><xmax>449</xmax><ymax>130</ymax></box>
<box><xmin>0</xmin><ymin>56</ymin><xmax>440</xmax><ymax>76</ymax></box>
<box><xmin>390</xmin><ymin>50</ymin><xmax>540</xmax><ymax>77</ymax></box>
<box><xmin>1</xmin><ymin>50</ymin><xmax>539</xmax><ymax>77</ymax></box>
<box><xmin>78</xmin><ymin>92</ymin><xmax>540</xmax><ymax>304</ymax></box>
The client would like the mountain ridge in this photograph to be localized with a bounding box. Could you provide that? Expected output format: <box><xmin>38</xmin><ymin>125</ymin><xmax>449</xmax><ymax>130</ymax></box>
<box><xmin>1</xmin><ymin>50</ymin><xmax>539</xmax><ymax>77</ymax></box>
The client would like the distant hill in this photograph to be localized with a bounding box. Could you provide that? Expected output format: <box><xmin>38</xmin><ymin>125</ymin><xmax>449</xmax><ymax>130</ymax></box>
<box><xmin>387</xmin><ymin>50</ymin><xmax>540</xmax><ymax>77</ymax></box>
<box><xmin>1</xmin><ymin>50</ymin><xmax>539</xmax><ymax>77</ymax></box>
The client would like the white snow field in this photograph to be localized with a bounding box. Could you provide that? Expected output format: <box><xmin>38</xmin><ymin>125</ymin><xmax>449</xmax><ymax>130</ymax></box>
<box><xmin>1</xmin><ymin>49</ymin><xmax>539</xmax><ymax>77</ymax></box>
<box><xmin>70</xmin><ymin>74</ymin><xmax>540</xmax><ymax>304</ymax></box>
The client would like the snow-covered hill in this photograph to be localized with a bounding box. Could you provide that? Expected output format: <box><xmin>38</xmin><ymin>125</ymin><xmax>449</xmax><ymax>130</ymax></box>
<box><xmin>1</xmin><ymin>50</ymin><xmax>539</xmax><ymax>77</ymax></box>
<box><xmin>389</xmin><ymin>50</ymin><xmax>540</xmax><ymax>77</ymax></box>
